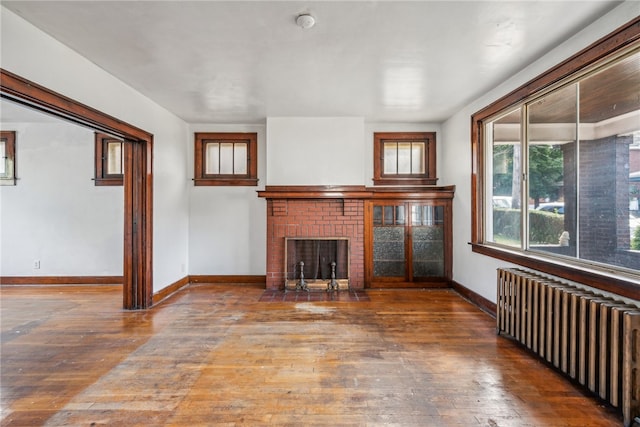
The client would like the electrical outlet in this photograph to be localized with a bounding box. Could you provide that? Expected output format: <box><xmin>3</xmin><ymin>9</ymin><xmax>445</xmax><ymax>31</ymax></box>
<box><xmin>33</xmin><ymin>260</ymin><xmax>40</xmax><ymax>269</ymax></box>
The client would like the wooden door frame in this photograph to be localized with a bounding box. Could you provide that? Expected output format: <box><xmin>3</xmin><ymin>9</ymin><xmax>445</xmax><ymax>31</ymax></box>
<box><xmin>0</xmin><ymin>69</ymin><xmax>153</xmax><ymax>309</ymax></box>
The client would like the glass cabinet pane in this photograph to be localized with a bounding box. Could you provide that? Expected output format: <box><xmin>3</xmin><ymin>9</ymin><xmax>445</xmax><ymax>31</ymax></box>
<box><xmin>373</xmin><ymin>203</ymin><xmax>406</xmax><ymax>278</ymax></box>
<box><xmin>373</xmin><ymin>226</ymin><xmax>405</xmax><ymax>277</ymax></box>
<box><xmin>411</xmin><ymin>205</ymin><xmax>444</xmax><ymax>277</ymax></box>
<box><xmin>373</xmin><ymin>206</ymin><xmax>382</xmax><ymax>225</ymax></box>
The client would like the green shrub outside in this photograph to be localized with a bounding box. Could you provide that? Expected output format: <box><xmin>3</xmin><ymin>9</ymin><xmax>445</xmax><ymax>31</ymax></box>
<box><xmin>632</xmin><ymin>226</ymin><xmax>640</xmax><ymax>250</ymax></box>
<box><xmin>493</xmin><ymin>209</ymin><xmax>564</xmax><ymax>244</ymax></box>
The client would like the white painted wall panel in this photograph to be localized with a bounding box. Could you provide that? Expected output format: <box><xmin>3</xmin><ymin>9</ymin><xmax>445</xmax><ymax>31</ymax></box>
<box><xmin>266</xmin><ymin>117</ymin><xmax>365</xmax><ymax>186</ymax></box>
<box><xmin>0</xmin><ymin>120</ymin><xmax>123</xmax><ymax>276</ymax></box>
<box><xmin>188</xmin><ymin>124</ymin><xmax>266</xmax><ymax>275</ymax></box>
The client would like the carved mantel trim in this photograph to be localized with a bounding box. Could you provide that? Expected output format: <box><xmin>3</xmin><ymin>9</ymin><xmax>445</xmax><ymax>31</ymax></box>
<box><xmin>257</xmin><ymin>185</ymin><xmax>455</xmax><ymax>200</ymax></box>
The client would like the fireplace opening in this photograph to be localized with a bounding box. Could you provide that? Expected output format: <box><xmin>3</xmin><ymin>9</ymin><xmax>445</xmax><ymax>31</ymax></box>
<box><xmin>285</xmin><ymin>238</ymin><xmax>349</xmax><ymax>291</ymax></box>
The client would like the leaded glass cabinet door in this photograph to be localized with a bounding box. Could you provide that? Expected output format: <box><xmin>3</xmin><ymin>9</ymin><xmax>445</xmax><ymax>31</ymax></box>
<box><xmin>372</xmin><ymin>203</ymin><xmax>407</xmax><ymax>279</ymax></box>
<box><xmin>410</xmin><ymin>204</ymin><xmax>445</xmax><ymax>278</ymax></box>
<box><xmin>366</xmin><ymin>198</ymin><xmax>451</xmax><ymax>287</ymax></box>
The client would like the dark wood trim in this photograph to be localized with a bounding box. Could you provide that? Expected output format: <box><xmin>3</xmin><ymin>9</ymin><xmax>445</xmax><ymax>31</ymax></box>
<box><xmin>0</xmin><ymin>276</ymin><xmax>123</xmax><ymax>285</ymax></box>
<box><xmin>470</xmin><ymin>17</ymin><xmax>640</xmax><ymax>302</ymax></box>
<box><xmin>194</xmin><ymin>178</ymin><xmax>259</xmax><ymax>186</ymax></box>
<box><xmin>189</xmin><ymin>275</ymin><xmax>266</xmax><ymax>284</ymax></box>
<box><xmin>373</xmin><ymin>177</ymin><xmax>438</xmax><ymax>186</ymax></box>
<box><xmin>471</xmin><ymin>243</ymin><xmax>640</xmax><ymax>301</ymax></box>
<box><xmin>258</xmin><ymin>185</ymin><xmax>369</xmax><ymax>199</ymax></box>
<box><xmin>451</xmin><ymin>280</ymin><xmax>497</xmax><ymax>317</ymax></box>
<box><xmin>258</xmin><ymin>185</ymin><xmax>455</xmax><ymax>200</ymax></box>
<box><xmin>0</xmin><ymin>69</ymin><xmax>151</xmax><ymax>141</ymax></box>
<box><xmin>123</xmin><ymin>138</ymin><xmax>154</xmax><ymax>309</ymax></box>
<box><xmin>1</xmin><ymin>68</ymin><xmax>154</xmax><ymax>310</ymax></box>
<box><xmin>152</xmin><ymin>276</ymin><xmax>190</xmax><ymax>306</ymax></box>
<box><xmin>367</xmin><ymin>281</ymin><xmax>450</xmax><ymax>289</ymax></box>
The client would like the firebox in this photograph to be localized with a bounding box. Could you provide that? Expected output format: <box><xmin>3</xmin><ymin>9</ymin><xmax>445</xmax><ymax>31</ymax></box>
<box><xmin>284</xmin><ymin>238</ymin><xmax>349</xmax><ymax>291</ymax></box>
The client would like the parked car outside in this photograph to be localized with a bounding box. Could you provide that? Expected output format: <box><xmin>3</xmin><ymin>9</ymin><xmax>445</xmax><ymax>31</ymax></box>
<box><xmin>492</xmin><ymin>196</ymin><xmax>512</xmax><ymax>208</ymax></box>
<box><xmin>537</xmin><ymin>202</ymin><xmax>564</xmax><ymax>215</ymax></box>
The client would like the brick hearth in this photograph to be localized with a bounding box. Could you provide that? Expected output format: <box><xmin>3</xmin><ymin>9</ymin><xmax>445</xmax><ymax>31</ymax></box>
<box><xmin>263</xmin><ymin>198</ymin><xmax>364</xmax><ymax>290</ymax></box>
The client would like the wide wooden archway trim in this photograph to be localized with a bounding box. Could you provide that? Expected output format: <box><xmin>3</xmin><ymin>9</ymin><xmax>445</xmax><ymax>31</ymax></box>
<box><xmin>0</xmin><ymin>69</ymin><xmax>153</xmax><ymax>309</ymax></box>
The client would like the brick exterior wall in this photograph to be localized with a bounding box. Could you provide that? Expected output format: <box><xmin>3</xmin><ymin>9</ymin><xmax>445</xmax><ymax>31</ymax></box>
<box><xmin>265</xmin><ymin>198</ymin><xmax>365</xmax><ymax>290</ymax></box>
<box><xmin>562</xmin><ymin>135</ymin><xmax>633</xmax><ymax>262</ymax></box>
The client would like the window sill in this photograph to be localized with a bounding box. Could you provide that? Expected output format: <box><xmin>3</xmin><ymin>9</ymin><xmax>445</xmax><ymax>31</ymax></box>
<box><xmin>470</xmin><ymin>242</ymin><xmax>640</xmax><ymax>301</ymax></box>
<box><xmin>194</xmin><ymin>178</ymin><xmax>259</xmax><ymax>187</ymax></box>
<box><xmin>94</xmin><ymin>177</ymin><xmax>123</xmax><ymax>186</ymax></box>
<box><xmin>373</xmin><ymin>177</ymin><xmax>438</xmax><ymax>186</ymax></box>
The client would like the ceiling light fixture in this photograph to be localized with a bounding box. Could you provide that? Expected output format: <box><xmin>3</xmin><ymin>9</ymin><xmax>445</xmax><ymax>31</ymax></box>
<box><xmin>296</xmin><ymin>14</ymin><xmax>315</xmax><ymax>30</ymax></box>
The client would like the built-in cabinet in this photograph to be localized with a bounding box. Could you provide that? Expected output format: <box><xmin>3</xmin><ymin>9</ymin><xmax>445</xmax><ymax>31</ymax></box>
<box><xmin>257</xmin><ymin>185</ymin><xmax>454</xmax><ymax>290</ymax></box>
<box><xmin>365</xmin><ymin>187</ymin><xmax>454</xmax><ymax>288</ymax></box>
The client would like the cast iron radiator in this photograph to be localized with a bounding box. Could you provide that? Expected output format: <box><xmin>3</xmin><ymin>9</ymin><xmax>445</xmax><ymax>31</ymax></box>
<box><xmin>496</xmin><ymin>268</ymin><xmax>640</xmax><ymax>427</ymax></box>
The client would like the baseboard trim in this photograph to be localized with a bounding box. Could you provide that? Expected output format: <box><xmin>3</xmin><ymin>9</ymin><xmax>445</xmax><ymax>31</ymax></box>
<box><xmin>189</xmin><ymin>275</ymin><xmax>266</xmax><ymax>284</ymax></box>
<box><xmin>451</xmin><ymin>280</ymin><xmax>496</xmax><ymax>317</ymax></box>
<box><xmin>153</xmin><ymin>276</ymin><xmax>190</xmax><ymax>306</ymax></box>
<box><xmin>0</xmin><ymin>276</ymin><xmax>123</xmax><ymax>285</ymax></box>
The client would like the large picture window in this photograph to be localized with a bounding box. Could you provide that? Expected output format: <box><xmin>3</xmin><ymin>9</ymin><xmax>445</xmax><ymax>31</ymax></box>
<box><xmin>472</xmin><ymin>17</ymin><xmax>640</xmax><ymax>299</ymax></box>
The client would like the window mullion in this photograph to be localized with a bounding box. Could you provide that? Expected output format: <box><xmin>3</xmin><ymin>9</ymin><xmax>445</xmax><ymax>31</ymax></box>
<box><xmin>231</xmin><ymin>142</ymin><xmax>235</xmax><ymax>175</ymax></box>
<box><xmin>523</xmin><ymin>110</ymin><xmax>529</xmax><ymax>250</ymax></box>
<box><xmin>575</xmin><ymin>83</ymin><xmax>581</xmax><ymax>259</ymax></box>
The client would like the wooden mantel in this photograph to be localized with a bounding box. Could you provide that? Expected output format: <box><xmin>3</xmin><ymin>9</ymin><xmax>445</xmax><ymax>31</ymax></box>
<box><xmin>257</xmin><ymin>185</ymin><xmax>455</xmax><ymax>200</ymax></box>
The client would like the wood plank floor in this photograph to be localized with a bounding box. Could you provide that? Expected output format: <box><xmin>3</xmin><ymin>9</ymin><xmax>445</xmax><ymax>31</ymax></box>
<box><xmin>0</xmin><ymin>284</ymin><xmax>622</xmax><ymax>426</ymax></box>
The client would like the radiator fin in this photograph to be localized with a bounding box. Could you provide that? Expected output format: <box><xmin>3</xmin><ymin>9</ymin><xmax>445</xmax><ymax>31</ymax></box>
<box><xmin>497</xmin><ymin>268</ymin><xmax>640</xmax><ymax>427</ymax></box>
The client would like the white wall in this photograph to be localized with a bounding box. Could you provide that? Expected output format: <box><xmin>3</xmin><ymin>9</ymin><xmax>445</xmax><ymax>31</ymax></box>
<box><xmin>0</xmin><ymin>118</ymin><xmax>123</xmax><ymax>276</ymax></box>
<box><xmin>441</xmin><ymin>1</ymin><xmax>638</xmax><ymax>303</ymax></box>
<box><xmin>266</xmin><ymin>117</ymin><xmax>366</xmax><ymax>186</ymax></box>
<box><xmin>1</xmin><ymin>7</ymin><xmax>190</xmax><ymax>291</ymax></box>
<box><xmin>188</xmin><ymin>124</ymin><xmax>267</xmax><ymax>275</ymax></box>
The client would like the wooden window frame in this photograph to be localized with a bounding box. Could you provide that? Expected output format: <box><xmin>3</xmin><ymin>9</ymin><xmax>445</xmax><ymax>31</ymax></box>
<box><xmin>0</xmin><ymin>131</ymin><xmax>16</xmax><ymax>185</ymax></box>
<box><xmin>470</xmin><ymin>17</ymin><xmax>640</xmax><ymax>301</ymax></box>
<box><xmin>373</xmin><ymin>132</ymin><xmax>437</xmax><ymax>186</ymax></box>
<box><xmin>194</xmin><ymin>132</ymin><xmax>258</xmax><ymax>186</ymax></box>
<box><xmin>94</xmin><ymin>132</ymin><xmax>123</xmax><ymax>186</ymax></box>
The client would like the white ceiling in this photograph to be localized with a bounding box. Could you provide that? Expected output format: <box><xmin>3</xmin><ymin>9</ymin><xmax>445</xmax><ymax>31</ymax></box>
<box><xmin>1</xmin><ymin>1</ymin><xmax>625</xmax><ymax>124</ymax></box>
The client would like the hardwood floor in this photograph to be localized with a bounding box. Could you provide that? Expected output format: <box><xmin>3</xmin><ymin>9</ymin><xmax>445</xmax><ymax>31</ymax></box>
<box><xmin>1</xmin><ymin>284</ymin><xmax>621</xmax><ymax>426</ymax></box>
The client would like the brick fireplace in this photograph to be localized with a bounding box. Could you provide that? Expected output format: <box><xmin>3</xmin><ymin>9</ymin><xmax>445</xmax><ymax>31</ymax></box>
<box><xmin>257</xmin><ymin>186</ymin><xmax>365</xmax><ymax>290</ymax></box>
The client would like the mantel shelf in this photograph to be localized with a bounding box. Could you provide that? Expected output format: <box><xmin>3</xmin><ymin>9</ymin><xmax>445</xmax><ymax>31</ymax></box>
<box><xmin>257</xmin><ymin>185</ymin><xmax>455</xmax><ymax>200</ymax></box>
